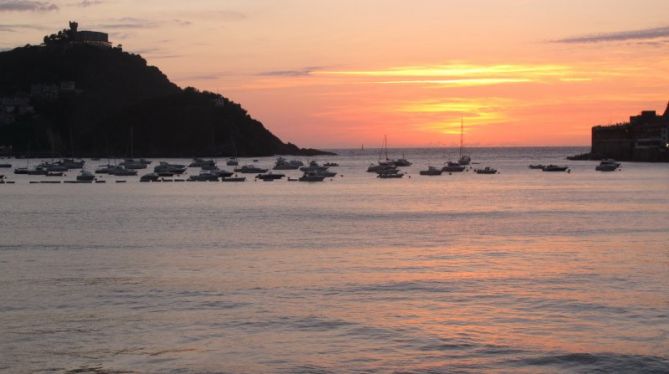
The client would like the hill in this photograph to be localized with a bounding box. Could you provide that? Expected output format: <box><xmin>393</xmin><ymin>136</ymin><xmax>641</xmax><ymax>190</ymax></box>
<box><xmin>0</xmin><ymin>23</ymin><xmax>331</xmax><ymax>157</ymax></box>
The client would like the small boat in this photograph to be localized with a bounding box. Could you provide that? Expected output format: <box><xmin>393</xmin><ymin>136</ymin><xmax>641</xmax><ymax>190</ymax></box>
<box><xmin>154</xmin><ymin>162</ymin><xmax>187</xmax><ymax>175</ymax></box>
<box><xmin>215</xmin><ymin>169</ymin><xmax>234</xmax><ymax>178</ymax></box>
<box><xmin>76</xmin><ymin>170</ymin><xmax>95</xmax><ymax>182</ymax></box>
<box><xmin>120</xmin><ymin>159</ymin><xmax>149</xmax><ymax>169</ymax></box>
<box><xmin>528</xmin><ymin>164</ymin><xmax>545</xmax><ymax>169</ymax></box>
<box><xmin>596</xmin><ymin>159</ymin><xmax>621</xmax><ymax>172</ymax></box>
<box><xmin>226</xmin><ymin>157</ymin><xmax>239</xmax><ymax>166</ymax></box>
<box><xmin>221</xmin><ymin>176</ymin><xmax>246</xmax><ymax>182</ymax></box>
<box><xmin>234</xmin><ymin>165</ymin><xmax>268</xmax><ymax>173</ymax></box>
<box><xmin>273</xmin><ymin>157</ymin><xmax>304</xmax><ymax>170</ymax></box>
<box><xmin>442</xmin><ymin>161</ymin><xmax>466</xmax><ymax>173</ymax></box>
<box><xmin>367</xmin><ymin>161</ymin><xmax>396</xmax><ymax>173</ymax></box>
<box><xmin>14</xmin><ymin>168</ymin><xmax>29</xmax><ymax>175</ymax></box>
<box><xmin>27</xmin><ymin>168</ymin><xmax>47</xmax><ymax>175</ymax></box>
<box><xmin>419</xmin><ymin>166</ymin><xmax>442</xmax><ymax>176</ymax></box>
<box><xmin>393</xmin><ymin>156</ymin><xmax>412</xmax><ymax>167</ymax></box>
<box><xmin>323</xmin><ymin>162</ymin><xmax>339</xmax><ymax>167</ymax></box>
<box><xmin>542</xmin><ymin>165</ymin><xmax>569</xmax><ymax>172</ymax></box>
<box><xmin>299</xmin><ymin>172</ymin><xmax>326</xmax><ymax>182</ymax></box>
<box><xmin>60</xmin><ymin>159</ymin><xmax>85</xmax><ymax>169</ymax></box>
<box><xmin>378</xmin><ymin>172</ymin><xmax>404</xmax><ymax>179</ymax></box>
<box><xmin>139</xmin><ymin>172</ymin><xmax>160</xmax><ymax>182</ymax></box>
<box><xmin>256</xmin><ymin>172</ymin><xmax>285</xmax><ymax>181</ymax></box>
<box><xmin>474</xmin><ymin>167</ymin><xmax>498</xmax><ymax>174</ymax></box>
<box><xmin>188</xmin><ymin>171</ymin><xmax>219</xmax><ymax>181</ymax></box>
<box><xmin>0</xmin><ymin>163</ymin><xmax>12</xmax><ymax>168</ymax></box>
<box><xmin>95</xmin><ymin>164</ymin><xmax>117</xmax><ymax>174</ymax></box>
<box><xmin>300</xmin><ymin>161</ymin><xmax>329</xmax><ymax>173</ymax></box>
<box><xmin>108</xmin><ymin>166</ymin><xmax>138</xmax><ymax>176</ymax></box>
<box><xmin>46</xmin><ymin>171</ymin><xmax>64</xmax><ymax>177</ymax></box>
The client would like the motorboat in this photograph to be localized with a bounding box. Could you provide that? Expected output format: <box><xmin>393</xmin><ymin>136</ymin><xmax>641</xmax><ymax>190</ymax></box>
<box><xmin>419</xmin><ymin>166</ymin><xmax>442</xmax><ymax>176</ymax></box>
<box><xmin>458</xmin><ymin>155</ymin><xmax>471</xmax><ymax>166</ymax></box>
<box><xmin>139</xmin><ymin>172</ymin><xmax>160</xmax><ymax>182</ymax></box>
<box><xmin>299</xmin><ymin>161</ymin><xmax>329</xmax><ymax>172</ymax></box>
<box><xmin>14</xmin><ymin>167</ymin><xmax>28</xmax><ymax>174</ymax></box>
<box><xmin>76</xmin><ymin>170</ymin><xmax>95</xmax><ymax>182</ymax></box>
<box><xmin>154</xmin><ymin>162</ymin><xmax>187</xmax><ymax>175</ymax></box>
<box><xmin>393</xmin><ymin>156</ymin><xmax>412</xmax><ymax>167</ymax></box>
<box><xmin>442</xmin><ymin>161</ymin><xmax>466</xmax><ymax>172</ymax></box>
<box><xmin>256</xmin><ymin>172</ymin><xmax>285</xmax><ymax>181</ymax></box>
<box><xmin>27</xmin><ymin>168</ymin><xmax>47</xmax><ymax>175</ymax></box>
<box><xmin>189</xmin><ymin>158</ymin><xmax>217</xmax><ymax>169</ymax></box>
<box><xmin>475</xmin><ymin>167</ymin><xmax>498</xmax><ymax>174</ymax></box>
<box><xmin>226</xmin><ymin>157</ymin><xmax>239</xmax><ymax>166</ymax></box>
<box><xmin>120</xmin><ymin>159</ymin><xmax>148</xmax><ymax>169</ymax></box>
<box><xmin>108</xmin><ymin>166</ymin><xmax>138</xmax><ymax>176</ymax></box>
<box><xmin>367</xmin><ymin>161</ymin><xmax>396</xmax><ymax>173</ymax></box>
<box><xmin>528</xmin><ymin>164</ymin><xmax>545</xmax><ymax>169</ymax></box>
<box><xmin>95</xmin><ymin>164</ymin><xmax>116</xmax><ymax>174</ymax></box>
<box><xmin>299</xmin><ymin>172</ymin><xmax>326</xmax><ymax>182</ymax></box>
<box><xmin>323</xmin><ymin>162</ymin><xmax>339</xmax><ymax>167</ymax></box>
<box><xmin>596</xmin><ymin>159</ymin><xmax>621</xmax><ymax>172</ymax></box>
<box><xmin>273</xmin><ymin>157</ymin><xmax>303</xmax><ymax>170</ymax></box>
<box><xmin>46</xmin><ymin>171</ymin><xmax>64</xmax><ymax>177</ymax></box>
<box><xmin>221</xmin><ymin>176</ymin><xmax>246</xmax><ymax>182</ymax></box>
<box><xmin>234</xmin><ymin>165</ymin><xmax>268</xmax><ymax>173</ymax></box>
<box><xmin>215</xmin><ymin>169</ymin><xmax>234</xmax><ymax>178</ymax></box>
<box><xmin>378</xmin><ymin>171</ymin><xmax>404</xmax><ymax>178</ymax></box>
<box><xmin>0</xmin><ymin>163</ymin><xmax>11</xmax><ymax>168</ymax></box>
<box><xmin>542</xmin><ymin>165</ymin><xmax>569</xmax><ymax>172</ymax></box>
<box><xmin>60</xmin><ymin>159</ymin><xmax>85</xmax><ymax>169</ymax></box>
<box><xmin>188</xmin><ymin>171</ymin><xmax>219</xmax><ymax>181</ymax></box>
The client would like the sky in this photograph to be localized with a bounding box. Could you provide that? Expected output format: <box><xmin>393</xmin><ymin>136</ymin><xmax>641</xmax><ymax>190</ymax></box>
<box><xmin>1</xmin><ymin>0</ymin><xmax>669</xmax><ymax>148</ymax></box>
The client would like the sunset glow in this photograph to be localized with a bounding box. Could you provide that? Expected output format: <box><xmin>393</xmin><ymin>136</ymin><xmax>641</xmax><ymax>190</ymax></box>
<box><xmin>2</xmin><ymin>0</ymin><xmax>669</xmax><ymax>148</ymax></box>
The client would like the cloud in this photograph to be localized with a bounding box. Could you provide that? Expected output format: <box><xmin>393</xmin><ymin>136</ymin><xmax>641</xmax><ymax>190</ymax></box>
<box><xmin>258</xmin><ymin>66</ymin><xmax>324</xmax><ymax>77</ymax></box>
<box><xmin>554</xmin><ymin>26</ymin><xmax>669</xmax><ymax>44</ymax></box>
<box><xmin>78</xmin><ymin>0</ymin><xmax>102</xmax><ymax>7</ymax></box>
<box><xmin>97</xmin><ymin>17</ymin><xmax>158</xmax><ymax>29</ymax></box>
<box><xmin>0</xmin><ymin>23</ymin><xmax>49</xmax><ymax>32</ymax></box>
<box><xmin>0</xmin><ymin>0</ymin><xmax>58</xmax><ymax>11</ymax></box>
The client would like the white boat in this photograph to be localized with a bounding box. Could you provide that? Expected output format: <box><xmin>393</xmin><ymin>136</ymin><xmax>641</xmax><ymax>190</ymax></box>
<box><xmin>596</xmin><ymin>159</ymin><xmax>621</xmax><ymax>172</ymax></box>
<box><xmin>273</xmin><ymin>157</ymin><xmax>303</xmax><ymax>170</ymax></box>
<box><xmin>442</xmin><ymin>161</ymin><xmax>466</xmax><ymax>172</ymax></box>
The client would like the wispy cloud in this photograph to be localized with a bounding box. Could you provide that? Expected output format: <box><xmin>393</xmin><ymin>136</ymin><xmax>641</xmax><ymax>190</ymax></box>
<box><xmin>0</xmin><ymin>0</ymin><xmax>58</xmax><ymax>11</ymax></box>
<box><xmin>318</xmin><ymin>63</ymin><xmax>578</xmax><ymax>88</ymax></box>
<box><xmin>259</xmin><ymin>66</ymin><xmax>324</xmax><ymax>77</ymax></box>
<box><xmin>0</xmin><ymin>23</ymin><xmax>49</xmax><ymax>32</ymax></box>
<box><xmin>78</xmin><ymin>0</ymin><xmax>103</xmax><ymax>7</ymax></box>
<box><xmin>96</xmin><ymin>17</ymin><xmax>158</xmax><ymax>29</ymax></box>
<box><xmin>554</xmin><ymin>26</ymin><xmax>669</xmax><ymax>44</ymax></box>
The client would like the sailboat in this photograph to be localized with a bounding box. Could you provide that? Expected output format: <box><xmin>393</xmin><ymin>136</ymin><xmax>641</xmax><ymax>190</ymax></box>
<box><xmin>458</xmin><ymin>118</ymin><xmax>471</xmax><ymax>166</ymax></box>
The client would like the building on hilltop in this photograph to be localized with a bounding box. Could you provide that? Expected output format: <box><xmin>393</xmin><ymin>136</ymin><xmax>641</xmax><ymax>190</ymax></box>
<box><xmin>591</xmin><ymin>102</ymin><xmax>669</xmax><ymax>161</ymax></box>
<box><xmin>43</xmin><ymin>21</ymin><xmax>111</xmax><ymax>48</ymax></box>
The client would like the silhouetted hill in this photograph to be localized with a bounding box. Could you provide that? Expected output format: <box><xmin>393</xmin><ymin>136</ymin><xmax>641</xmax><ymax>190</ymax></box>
<box><xmin>0</xmin><ymin>35</ymin><xmax>331</xmax><ymax>157</ymax></box>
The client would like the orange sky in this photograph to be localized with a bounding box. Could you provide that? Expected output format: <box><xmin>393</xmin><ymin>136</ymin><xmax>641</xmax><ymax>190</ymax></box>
<box><xmin>2</xmin><ymin>0</ymin><xmax>669</xmax><ymax>148</ymax></box>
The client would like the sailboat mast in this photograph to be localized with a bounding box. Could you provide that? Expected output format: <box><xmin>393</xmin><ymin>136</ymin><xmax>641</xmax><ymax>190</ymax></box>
<box><xmin>459</xmin><ymin>118</ymin><xmax>464</xmax><ymax>157</ymax></box>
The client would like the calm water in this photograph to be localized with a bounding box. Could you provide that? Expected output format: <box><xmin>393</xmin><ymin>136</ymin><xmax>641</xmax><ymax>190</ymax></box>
<box><xmin>1</xmin><ymin>147</ymin><xmax>668</xmax><ymax>373</ymax></box>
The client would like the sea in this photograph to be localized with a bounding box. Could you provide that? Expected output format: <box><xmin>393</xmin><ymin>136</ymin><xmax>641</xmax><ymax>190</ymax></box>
<box><xmin>1</xmin><ymin>147</ymin><xmax>668</xmax><ymax>373</ymax></box>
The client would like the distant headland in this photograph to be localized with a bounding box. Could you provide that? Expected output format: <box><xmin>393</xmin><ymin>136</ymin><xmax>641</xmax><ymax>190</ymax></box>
<box><xmin>0</xmin><ymin>22</ymin><xmax>333</xmax><ymax>158</ymax></box>
<box><xmin>569</xmin><ymin>102</ymin><xmax>669</xmax><ymax>162</ymax></box>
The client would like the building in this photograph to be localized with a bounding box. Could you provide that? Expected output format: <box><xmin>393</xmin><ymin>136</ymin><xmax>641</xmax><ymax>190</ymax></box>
<box><xmin>74</xmin><ymin>30</ymin><xmax>111</xmax><ymax>48</ymax></box>
<box><xmin>591</xmin><ymin>102</ymin><xmax>669</xmax><ymax>161</ymax></box>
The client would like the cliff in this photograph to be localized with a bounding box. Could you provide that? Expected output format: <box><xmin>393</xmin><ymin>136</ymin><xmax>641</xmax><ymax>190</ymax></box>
<box><xmin>0</xmin><ymin>30</ymin><xmax>331</xmax><ymax>157</ymax></box>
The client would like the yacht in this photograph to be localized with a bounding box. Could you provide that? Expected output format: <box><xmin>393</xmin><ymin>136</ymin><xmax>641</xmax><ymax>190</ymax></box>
<box><xmin>234</xmin><ymin>165</ymin><xmax>268</xmax><ymax>173</ymax></box>
<box><xmin>299</xmin><ymin>161</ymin><xmax>329</xmax><ymax>173</ymax></box>
<box><xmin>457</xmin><ymin>119</ymin><xmax>471</xmax><ymax>165</ymax></box>
<box><xmin>474</xmin><ymin>167</ymin><xmax>498</xmax><ymax>174</ymax></box>
<box><xmin>542</xmin><ymin>165</ymin><xmax>569</xmax><ymax>172</ymax></box>
<box><xmin>419</xmin><ymin>166</ymin><xmax>442</xmax><ymax>176</ymax></box>
<box><xmin>596</xmin><ymin>159</ymin><xmax>621</xmax><ymax>172</ymax></box>
<box><xmin>154</xmin><ymin>162</ymin><xmax>187</xmax><ymax>175</ymax></box>
<box><xmin>299</xmin><ymin>171</ymin><xmax>326</xmax><ymax>182</ymax></box>
<box><xmin>76</xmin><ymin>170</ymin><xmax>95</xmax><ymax>182</ymax></box>
<box><xmin>139</xmin><ymin>172</ymin><xmax>160</xmax><ymax>182</ymax></box>
<box><xmin>528</xmin><ymin>164</ymin><xmax>545</xmax><ymax>169</ymax></box>
<box><xmin>442</xmin><ymin>161</ymin><xmax>466</xmax><ymax>172</ymax></box>
<box><xmin>226</xmin><ymin>157</ymin><xmax>239</xmax><ymax>166</ymax></box>
<box><xmin>256</xmin><ymin>172</ymin><xmax>286</xmax><ymax>181</ymax></box>
<box><xmin>273</xmin><ymin>157</ymin><xmax>304</xmax><ymax>170</ymax></box>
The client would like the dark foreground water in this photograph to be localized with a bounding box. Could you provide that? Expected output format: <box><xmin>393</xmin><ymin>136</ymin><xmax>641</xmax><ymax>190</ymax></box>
<box><xmin>1</xmin><ymin>147</ymin><xmax>668</xmax><ymax>373</ymax></box>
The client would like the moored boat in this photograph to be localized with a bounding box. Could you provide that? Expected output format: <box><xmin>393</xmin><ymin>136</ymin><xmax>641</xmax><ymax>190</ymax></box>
<box><xmin>419</xmin><ymin>166</ymin><xmax>442</xmax><ymax>176</ymax></box>
<box><xmin>475</xmin><ymin>167</ymin><xmax>498</xmax><ymax>174</ymax></box>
